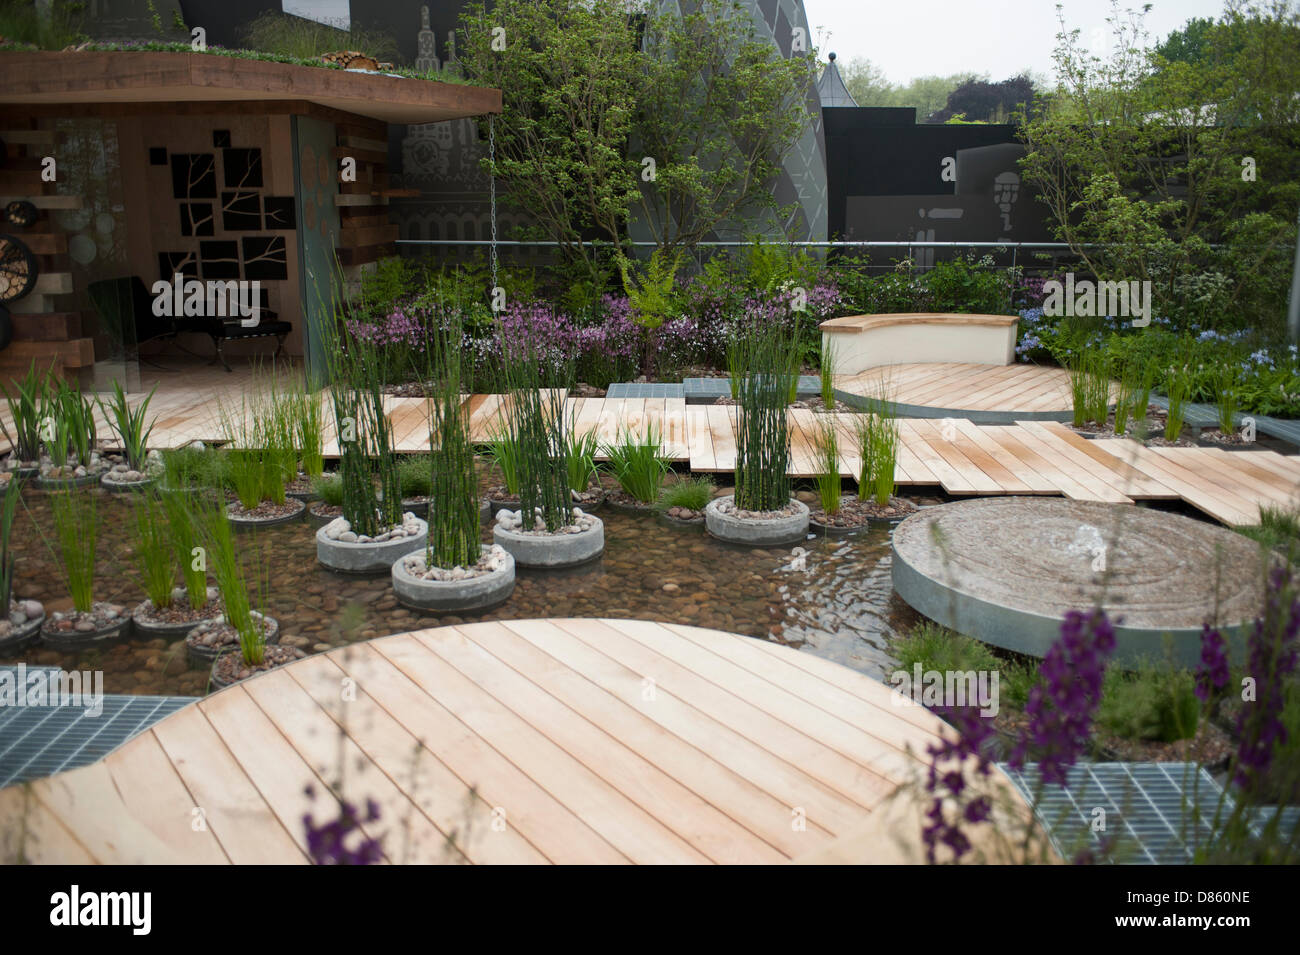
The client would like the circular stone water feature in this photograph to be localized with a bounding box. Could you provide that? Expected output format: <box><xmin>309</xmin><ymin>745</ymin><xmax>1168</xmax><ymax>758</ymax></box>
<box><xmin>891</xmin><ymin>497</ymin><xmax>1272</xmax><ymax>667</ymax></box>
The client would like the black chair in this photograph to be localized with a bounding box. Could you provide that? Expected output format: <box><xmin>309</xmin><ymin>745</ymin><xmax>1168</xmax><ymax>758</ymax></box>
<box><xmin>88</xmin><ymin>276</ymin><xmax>292</xmax><ymax>372</ymax></box>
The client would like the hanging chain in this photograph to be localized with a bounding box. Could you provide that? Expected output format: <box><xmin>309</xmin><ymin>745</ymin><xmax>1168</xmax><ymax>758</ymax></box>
<box><xmin>488</xmin><ymin>114</ymin><xmax>499</xmax><ymax>296</ymax></box>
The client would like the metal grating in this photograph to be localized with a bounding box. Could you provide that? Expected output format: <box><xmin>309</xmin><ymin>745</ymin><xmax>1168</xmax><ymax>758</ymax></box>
<box><xmin>0</xmin><ymin>668</ymin><xmax>196</xmax><ymax>787</ymax></box>
<box><xmin>1001</xmin><ymin>761</ymin><xmax>1300</xmax><ymax>864</ymax></box>
<box><xmin>682</xmin><ymin>375</ymin><xmax>821</xmax><ymax>398</ymax></box>
<box><xmin>605</xmin><ymin>382</ymin><xmax>685</xmax><ymax>398</ymax></box>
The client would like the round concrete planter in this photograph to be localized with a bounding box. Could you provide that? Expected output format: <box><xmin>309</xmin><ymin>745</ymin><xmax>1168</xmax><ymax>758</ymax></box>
<box><xmin>285</xmin><ymin>487</ymin><xmax>321</xmax><ymax>503</ymax></box>
<box><xmin>306</xmin><ymin>503</ymin><xmax>343</xmax><ymax>528</ymax></box>
<box><xmin>100</xmin><ymin>472</ymin><xmax>157</xmax><ymax>493</ymax></box>
<box><xmin>0</xmin><ymin>613</ymin><xmax>45</xmax><ymax>654</ymax></box>
<box><xmin>493</xmin><ymin>517</ymin><xmax>604</xmax><ymax>569</ymax></box>
<box><xmin>40</xmin><ymin>611</ymin><xmax>130</xmax><ymax>651</ymax></box>
<box><xmin>656</xmin><ymin>509</ymin><xmax>705</xmax><ymax>529</ymax></box>
<box><xmin>705</xmin><ymin>496</ymin><xmax>809</xmax><ymax>547</ymax></box>
<box><xmin>392</xmin><ymin>549</ymin><xmax>516</xmax><ymax>612</ymax></box>
<box><xmin>131</xmin><ymin>589</ymin><xmax>223</xmax><ymax>639</ymax></box>
<box><xmin>227</xmin><ymin>497</ymin><xmax>307</xmax><ymax>528</ymax></box>
<box><xmin>809</xmin><ymin>516</ymin><xmax>874</xmax><ymax>537</ymax></box>
<box><xmin>316</xmin><ymin>517</ymin><xmax>429</xmax><ymax>575</ymax></box>
<box><xmin>480</xmin><ymin>497</ymin><xmax>492</xmax><ymax>524</ymax></box>
<box><xmin>488</xmin><ymin>496</ymin><xmax>522</xmax><ymax>517</ymax></box>
<box><xmin>36</xmin><ymin>468</ymin><xmax>108</xmax><ymax>490</ymax></box>
<box><xmin>210</xmin><ymin>645</ymin><xmax>306</xmax><ymax>691</ymax></box>
<box><xmin>186</xmin><ymin>612</ymin><xmax>280</xmax><ymax>665</ymax></box>
<box><xmin>401</xmin><ymin>497</ymin><xmax>430</xmax><ymax>519</ymax></box>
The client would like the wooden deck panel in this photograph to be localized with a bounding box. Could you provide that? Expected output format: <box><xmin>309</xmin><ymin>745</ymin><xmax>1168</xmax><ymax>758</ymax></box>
<box><xmin>0</xmin><ymin>620</ymin><xmax>955</xmax><ymax>864</ymax></box>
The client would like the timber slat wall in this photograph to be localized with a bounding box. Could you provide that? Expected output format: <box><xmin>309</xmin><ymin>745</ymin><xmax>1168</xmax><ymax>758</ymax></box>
<box><xmin>0</xmin><ymin>117</ymin><xmax>94</xmax><ymax>386</ymax></box>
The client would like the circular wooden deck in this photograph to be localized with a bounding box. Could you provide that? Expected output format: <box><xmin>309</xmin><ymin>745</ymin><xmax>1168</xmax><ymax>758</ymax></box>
<box><xmin>0</xmin><ymin>619</ymin><xmax>964</xmax><ymax>865</ymax></box>
<box><xmin>836</xmin><ymin>362</ymin><xmax>1085</xmax><ymax>419</ymax></box>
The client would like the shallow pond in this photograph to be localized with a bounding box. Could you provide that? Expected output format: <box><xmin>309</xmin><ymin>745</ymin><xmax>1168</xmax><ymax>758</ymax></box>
<box><xmin>1</xmin><ymin>479</ymin><xmax>920</xmax><ymax>696</ymax></box>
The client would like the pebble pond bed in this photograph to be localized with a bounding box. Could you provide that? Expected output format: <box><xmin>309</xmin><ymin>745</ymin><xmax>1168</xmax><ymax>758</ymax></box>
<box><xmin>0</xmin><ymin>481</ymin><xmax>922</xmax><ymax>696</ymax></box>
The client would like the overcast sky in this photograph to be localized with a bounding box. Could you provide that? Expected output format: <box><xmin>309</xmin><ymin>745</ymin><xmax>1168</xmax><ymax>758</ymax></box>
<box><xmin>803</xmin><ymin>0</ymin><xmax>1231</xmax><ymax>85</ymax></box>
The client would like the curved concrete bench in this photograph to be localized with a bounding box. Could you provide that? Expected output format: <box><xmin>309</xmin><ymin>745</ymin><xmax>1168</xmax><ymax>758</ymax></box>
<box><xmin>820</xmin><ymin>313</ymin><xmax>1018</xmax><ymax>376</ymax></box>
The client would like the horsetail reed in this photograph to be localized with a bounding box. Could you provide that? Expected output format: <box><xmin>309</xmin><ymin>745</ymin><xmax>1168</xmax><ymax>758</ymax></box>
<box><xmin>130</xmin><ymin>491</ymin><xmax>177</xmax><ymax>610</ymax></box>
<box><xmin>49</xmin><ymin>490</ymin><xmax>97</xmax><ymax>613</ymax></box>
<box><xmin>499</xmin><ymin>322</ymin><xmax>571</xmax><ymax>531</ymax></box>
<box><xmin>733</xmin><ymin>319</ymin><xmax>796</xmax><ymax>512</ymax></box>
<box><xmin>424</xmin><ymin>321</ymin><xmax>480</xmax><ymax>570</ymax></box>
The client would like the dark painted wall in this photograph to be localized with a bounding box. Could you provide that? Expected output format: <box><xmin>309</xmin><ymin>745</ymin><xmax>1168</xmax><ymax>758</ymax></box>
<box><xmin>823</xmin><ymin>107</ymin><xmax>1054</xmax><ymax>248</ymax></box>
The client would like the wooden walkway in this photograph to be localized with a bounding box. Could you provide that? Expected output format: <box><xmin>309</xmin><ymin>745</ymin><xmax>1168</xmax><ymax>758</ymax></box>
<box><xmin>3</xmin><ymin>360</ymin><xmax>1295</xmax><ymax>527</ymax></box>
<box><xmin>0</xmin><ymin>620</ymin><xmax>958</xmax><ymax>865</ymax></box>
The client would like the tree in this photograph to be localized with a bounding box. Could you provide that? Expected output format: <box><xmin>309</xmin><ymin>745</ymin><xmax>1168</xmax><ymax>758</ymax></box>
<box><xmin>928</xmin><ymin>74</ymin><xmax>1037</xmax><ymax>124</ymax></box>
<box><xmin>458</xmin><ymin>0</ymin><xmax>641</xmax><ymax>284</ymax></box>
<box><xmin>634</xmin><ymin>0</ymin><xmax>818</xmax><ymax>250</ymax></box>
<box><xmin>1018</xmin><ymin>0</ymin><xmax>1300</xmax><ymax>334</ymax></box>
<box><xmin>838</xmin><ymin>55</ymin><xmax>895</xmax><ymax>106</ymax></box>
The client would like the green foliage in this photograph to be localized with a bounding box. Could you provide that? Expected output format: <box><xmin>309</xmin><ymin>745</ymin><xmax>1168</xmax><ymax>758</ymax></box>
<box><xmin>733</xmin><ymin>321</ymin><xmax>796</xmax><ymax>511</ymax></box>
<box><xmin>634</xmin><ymin>0</ymin><xmax>818</xmax><ymax>251</ymax></box>
<box><xmin>459</xmin><ymin>0</ymin><xmax>640</xmax><ymax>284</ymax></box>
<box><xmin>854</xmin><ymin>399</ymin><xmax>900</xmax><ymax>507</ymax></box>
<box><xmin>829</xmin><ymin>255</ymin><xmax>1018</xmax><ymax>317</ymax></box>
<box><xmin>1166</xmin><ymin>361</ymin><xmax>1192</xmax><ymax>440</ymax></box>
<box><xmin>398</xmin><ymin>454</ymin><xmax>433</xmax><ymax>499</ymax></box>
<box><xmin>838</xmin><ymin>56</ymin><xmax>985</xmax><ymax>117</ymax></box>
<box><xmin>563</xmin><ymin>421</ymin><xmax>599</xmax><ymax>493</ymax></box>
<box><xmin>0</xmin><ymin>361</ymin><xmax>50</xmax><ymax>462</ymax></box>
<box><xmin>1019</xmin><ymin>1</ymin><xmax>1300</xmax><ymax>337</ymax></box>
<box><xmin>812</xmin><ymin>418</ymin><xmax>842</xmax><ymax>514</ymax></box>
<box><xmin>892</xmin><ymin>622</ymin><xmax>999</xmax><ymax>675</ymax></box>
<box><xmin>0</xmin><ymin>0</ymin><xmax>86</xmax><ymax>49</ymax></box>
<box><xmin>98</xmin><ymin>381</ymin><xmax>156</xmax><ymax>471</ymax></box>
<box><xmin>238</xmin><ymin>10</ymin><xmax>398</xmax><ymax>62</ymax></box>
<box><xmin>820</xmin><ymin>337</ymin><xmax>838</xmax><ymax>411</ymax></box>
<box><xmin>1097</xmin><ymin>665</ymin><xmax>1200</xmax><ymax>743</ymax></box>
<box><xmin>1237</xmin><ymin>503</ymin><xmax>1300</xmax><ymax>562</ymax></box>
<box><xmin>1213</xmin><ymin>364</ymin><xmax>1240</xmax><ymax>434</ymax></box>
<box><xmin>159</xmin><ymin>488</ymin><xmax>209</xmax><ymax>611</ymax></box>
<box><xmin>130</xmin><ymin>492</ymin><xmax>177</xmax><ymax>610</ymax></box>
<box><xmin>487</xmin><ymin>425</ymin><xmax>523</xmax><ymax>496</ymax></box>
<box><xmin>618</xmin><ymin>249</ymin><xmax>682</xmax><ymax>333</ymax></box>
<box><xmin>160</xmin><ymin>446</ymin><xmax>210</xmax><ymax>491</ymax></box>
<box><xmin>196</xmin><ymin>497</ymin><xmax>261</xmax><ymax>664</ymax></box>
<box><xmin>1068</xmin><ymin>349</ymin><xmax>1112</xmax><ymax>427</ymax></box>
<box><xmin>311</xmin><ymin>473</ymin><xmax>346</xmax><ymax>508</ymax></box>
<box><xmin>0</xmin><ymin>478</ymin><xmax>20</xmax><ymax>611</ymax></box>
<box><xmin>49</xmin><ymin>490</ymin><xmax>96</xmax><ymax>613</ymax></box>
<box><xmin>602</xmin><ymin>424</ymin><xmax>672</xmax><ymax>504</ymax></box>
<box><xmin>52</xmin><ymin>380</ymin><xmax>97</xmax><ymax>469</ymax></box>
<box><xmin>425</xmin><ymin>325</ymin><xmax>481</xmax><ymax>570</ymax></box>
<box><xmin>657</xmin><ymin>475</ymin><xmax>714</xmax><ymax>512</ymax></box>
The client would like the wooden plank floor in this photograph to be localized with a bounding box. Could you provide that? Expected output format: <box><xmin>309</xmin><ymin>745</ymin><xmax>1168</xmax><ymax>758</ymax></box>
<box><xmin>0</xmin><ymin>620</ymin><xmax>954</xmax><ymax>865</ymax></box>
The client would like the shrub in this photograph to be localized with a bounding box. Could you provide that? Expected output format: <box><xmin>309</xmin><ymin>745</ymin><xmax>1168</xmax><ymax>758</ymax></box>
<box><xmin>892</xmin><ymin>622</ymin><xmax>999</xmax><ymax>675</ymax></box>
<box><xmin>312</xmin><ymin>473</ymin><xmax>346</xmax><ymax>508</ymax></box>
<box><xmin>1097</xmin><ymin>665</ymin><xmax>1200</xmax><ymax>743</ymax></box>
<box><xmin>398</xmin><ymin>454</ymin><xmax>433</xmax><ymax>499</ymax></box>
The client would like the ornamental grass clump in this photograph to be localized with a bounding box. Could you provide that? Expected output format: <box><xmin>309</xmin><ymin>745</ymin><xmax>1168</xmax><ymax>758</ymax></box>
<box><xmin>0</xmin><ymin>479</ymin><xmax>19</xmax><ymax>613</ymax></box>
<box><xmin>488</xmin><ymin>424</ymin><xmax>523</xmax><ymax>497</ymax></box>
<box><xmin>0</xmin><ymin>361</ymin><xmax>48</xmax><ymax>462</ymax></box>
<box><xmin>602</xmin><ymin>424</ymin><xmax>672</xmax><ymax>504</ymax></box>
<box><xmin>819</xmin><ymin>337</ymin><xmax>837</xmax><ymax>411</ymax></box>
<box><xmin>49</xmin><ymin>490</ymin><xmax>97</xmax><ymax>614</ymax></box>
<box><xmin>198</xmin><ymin>497</ymin><xmax>264</xmax><ymax>665</ymax></box>
<box><xmin>812</xmin><ymin>417</ymin><xmax>841</xmax><ymax>514</ymax></box>
<box><xmin>563</xmin><ymin>415</ymin><xmax>599</xmax><ymax>493</ymax></box>
<box><xmin>733</xmin><ymin>318</ymin><xmax>797</xmax><ymax>512</ymax></box>
<box><xmin>423</xmin><ymin>326</ymin><xmax>480</xmax><ymax>571</ymax></box>
<box><xmin>1213</xmin><ymin>365</ymin><xmax>1240</xmax><ymax>435</ymax></box>
<box><xmin>312</xmin><ymin>472</ymin><xmax>346</xmax><ymax>507</ymax></box>
<box><xmin>98</xmin><ymin>381</ymin><xmax>156</xmax><ymax>471</ymax></box>
<box><xmin>1068</xmin><ymin>349</ymin><xmax>1110</xmax><ymax>427</ymax></box>
<box><xmin>160</xmin><ymin>445</ymin><xmax>211</xmax><ymax>491</ymax></box>
<box><xmin>1165</xmin><ymin>363</ymin><xmax>1191</xmax><ymax>441</ymax></box>
<box><xmin>657</xmin><ymin>475</ymin><xmax>714</xmax><ymax>513</ymax></box>
<box><xmin>160</xmin><ymin>487</ymin><xmax>210</xmax><ymax>612</ymax></box>
<box><xmin>854</xmin><ymin>399</ymin><xmax>900</xmax><ymax>508</ymax></box>
<box><xmin>130</xmin><ymin>491</ymin><xmax>178</xmax><ymax>611</ymax></box>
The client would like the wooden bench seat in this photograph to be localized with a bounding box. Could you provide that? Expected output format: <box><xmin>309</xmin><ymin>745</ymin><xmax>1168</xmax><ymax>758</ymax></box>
<box><xmin>820</xmin><ymin>312</ymin><xmax>1019</xmax><ymax>375</ymax></box>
